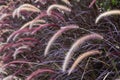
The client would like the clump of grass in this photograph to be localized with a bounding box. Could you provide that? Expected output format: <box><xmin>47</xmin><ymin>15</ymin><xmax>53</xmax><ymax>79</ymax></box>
<box><xmin>95</xmin><ymin>10</ymin><xmax>120</xmax><ymax>23</ymax></box>
<box><xmin>0</xmin><ymin>0</ymin><xmax>119</xmax><ymax>79</ymax></box>
<box><xmin>47</xmin><ymin>4</ymin><xmax>71</xmax><ymax>15</ymax></box>
<box><xmin>62</xmin><ymin>33</ymin><xmax>103</xmax><ymax>72</ymax></box>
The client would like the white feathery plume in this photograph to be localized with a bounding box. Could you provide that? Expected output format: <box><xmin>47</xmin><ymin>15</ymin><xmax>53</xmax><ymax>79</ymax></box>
<box><xmin>47</xmin><ymin>4</ymin><xmax>71</xmax><ymax>15</ymax></box>
<box><xmin>62</xmin><ymin>33</ymin><xmax>103</xmax><ymax>72</ymax></box>
<box><xmin>68</xmin><ymin>50</ymin><xmax>101</xmax><ymax>75</ymax></box>
<box><xmin>96</xmin><ymin>10</ymin><xmax>120</xmax><ymax>23</ymax></box>
<box><xmin>61</xmin><ymin>0</ymin><xmax>72</xmax><ymax>6</ymax></box>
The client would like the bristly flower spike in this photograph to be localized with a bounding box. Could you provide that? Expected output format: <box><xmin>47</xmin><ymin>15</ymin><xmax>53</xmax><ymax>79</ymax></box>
<box><xmin>26</xmin><ymin>69</ymin><xmax>54</xmax><ymax>80</ymax></box>
<box><xmin>95</xmin><ymin>10</ymin><xmax>120</xmax><ymax>23</ymax></box>
<box><xmin>62</xmin><ymin>33</ymin><xmax>103</xmax><ymax>72</ymax></box>
<box><xmin>12</xmin><ymin>4</ymin><xmax>40</xmax><ymax>18</ymax></box>
<box><xmin>68</xmin><ymin>50</ymin><xmax>101</xmax><ymax>75</ymax></box>
<box><xmin>47</xmin><ymin>4</ymin><xmax>71</xmax><ymax>15</ymax></box>
<box><xmin>3</xmin><ymin>75</ymin><xmax>21</xmax><ymax>80</ymax></box>
<box><xmin>13</xmin><ymin>45</ymin><xmax>30</xmax><ymax>59</ymax></box>
<box><xmin>0</xmin><ymin>13</ymin><xmax>11</xmax><ymax>21</ymax></box>
<box><xmin>89</xmin><ymin>0</ymin><xmax>96</xmax><ymax>8</ymax></box>
<box><xmin>61</xmin><ymin>0</ymin><xmax>72</xmax><ymax>6</ymax></box>
<box><xmin>44</xmin><ymin>24</ymin><xmax>79</xmax><ymax>56</ymax></box>
<box><xmin>20</xmin><ymin>19</ymin><xmax>45</xmax><ymax>30</ymax></box>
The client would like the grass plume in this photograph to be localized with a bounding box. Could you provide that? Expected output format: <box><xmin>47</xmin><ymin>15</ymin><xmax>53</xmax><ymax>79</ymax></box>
<box><xmin>12</xmin><ymin>4</ymin><xmax>40</xmax><ymax>18</ymax></box>
<box><xmin>47</xmin><ymin>4</ymin><xmax>71</xmax><ymax>15</ymax></box>
<box><xmin>68</xmin><ymin>50</ymin><xmax>101</xmax><ymax>75</ymax></box>
<box><xmin>26</xmin><ymin>69</ymin><xmax>54</xmax><ymax>80</ymax></box>
<box><xmin>20</xmin><ymin>19</ymin><xmax>45</xmax><ymax>30</ymax></box>
<box><xmin>13</xmin><ymin>45</ymin><xmax>30</xmax><ymax>59</ymax></box>
<box><xmin>89</xmin><ymin>0</ymin><xmax>97</xmax><ymax>8</ymax></box>
<box><xmin>62</xmin><ymin>33</ymin><xmax>103</xmax><ymax>72</ymax></box>
<box><xmin>62</xmin><ymin>0</ymin><xmax>72</xmax><ymax>6</ymax></box>
<box><xmin>0</xmin><ymin>13</ymin><xmax>11</xmax><ymax>21</ymax></box>
<box><xmin>44</xmin><ymin>24</ymin><xmax>79</xmax><ymax>56</ymax></box>
<box><xmin>0</xmin><ymin>29</ymin><xmax>14</xmax><ymax>37</ymax></box>
<box><xmin>95</xmin><ymin>10</ymin><xmax>120</xmax><ymax>23</ymax></box>
<box><xmin>7</xmin><ymin>28</ymin><xmax>35</xmax><ymax>42</ymax></box>
<box><xmin>3</xmin><ymin>75</ymin><xmax>20</xmax><ymax>80</ymax></box>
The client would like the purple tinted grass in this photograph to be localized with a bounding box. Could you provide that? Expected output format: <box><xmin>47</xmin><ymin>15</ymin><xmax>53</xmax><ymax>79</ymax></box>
<box><xmin>89</xmin><ymin>0</ymin><xmax>97</xmax><ymax>8</ymax></box>
<box><xmin>35</xmin><ymin>0</ymin><xmax>57</xmax><ymax>4</ymax></box>
<box><xmin>0</xmin><ymin>42</ymin><xmax>34</xmax><ymax>53</ymax></box>
<box><xmin>46</xmin><ymin>4</ymin><xmax>71</xmax><ymax>15</ymax></box>
<box><xmin>2</xmin><ymin>60</ymin><xmax>33</xmax><ymax>68</ymax></box>
<box><xmin>2</xmin><ymin>51</ymin><xmax>13</xmax><ymax>63</ymax></box>
<box><xmin>26</xmin><ymin>69</ymin><xmax>55</xmax><ymax>80</ymax></box>
<box><xmin>11</xmin><ymin>42</ymin><xmax>35</xmax><ymax>48</ymax></box>
<box><xmin>16</xmin><ymin>37</ymin><xmax>39</xmax><ymax>43</ymax></box>
<box><xmin>35</xmin><ymin>11</ymin><xmax>65</xmax><ymax>22</ymax></box>
<box><xmin>51</xmin><ymin>11</ymin><xmax>65</xmax><ymax>22</ymax></box>
<box><xmin>7</xmin><ymin>28</ymin><xmax>36</xmax><ymax>43</ymax></box>
<box><xmin>31</xmin><ymin>23</ymin><xmax>59</xmax><ymax>34</ymax></box>
<box><xmin>0</xmin><ymin>13</ymin><xmax>11</xmax><ymax>21</ymax></box>
<box><xmin>0</xmin><ymin>43</ymin><xmax>13</xmax><ymax>53</ymax></box>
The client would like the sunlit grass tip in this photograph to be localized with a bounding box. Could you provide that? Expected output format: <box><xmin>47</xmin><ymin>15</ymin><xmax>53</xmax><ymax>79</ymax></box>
<box><xmin>68</xmin><ymin>50</ymin><xmax>101</xmax><ymax>75</ymax></box>
<box><xmin>61</xmin><ymin>0</ymin><xmax>72</xmax><ymax>6</ymax></box>
<box><xmin>12</xmin><ymin>4</ymin><xmax>40</xmax><ymax>18</ymax></box>
<box><xmin>47</xmin><ymin>4</ymin><xmax>71</xmax><ymax>15</ymax></box>
<box><xmin>95</xmin><ymin>10</ymin><xmax>120</xmax><ymax>23</ymax></box>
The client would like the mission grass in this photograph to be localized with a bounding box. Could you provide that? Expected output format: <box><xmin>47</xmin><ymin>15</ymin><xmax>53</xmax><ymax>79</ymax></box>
<box><xmin>68</xmin><ymin>50</ymin><xmax>101</xmax><ymax>75</ymax></box>
<box><xmin>95</xmin><ymin>10</ymin><xmax>120</xmax><ymax>23</ymax></box>
<box><xmin>62</xmin><ymin>33</ymin><xmax>103</xmax><ymax>72</ymax></box>
<box><xmin>44</xmin><ymin>24</ymin><xmax>79</xmax><ymax>56</ymax></box>
<box><xmin>26</xmin><ymin>69</ymin><xmax>54</xmax><ymax>80</ymax></box>
<box><xmin>12</xmin><ymin>4</ymin><xmax>40</xmax><ymax>18</ymax></box>
<box><xmin>47</xmin><ymin>4</ymin><xmax>71</xmax><ymax>15</ymax></box>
